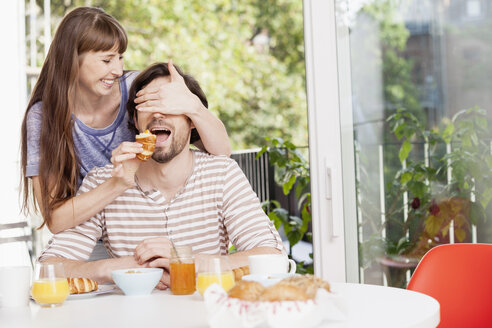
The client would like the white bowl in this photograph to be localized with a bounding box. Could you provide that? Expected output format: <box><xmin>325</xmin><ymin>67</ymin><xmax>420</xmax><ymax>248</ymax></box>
<box><xmin>242</xmin><ymin>273</ymin><xmax>295</xmax><ymax>287</ymax></box>
<box><xmin>111</xmin><ymin>268</ymin><xmax>163</xmax><ymax>296</ymax></box>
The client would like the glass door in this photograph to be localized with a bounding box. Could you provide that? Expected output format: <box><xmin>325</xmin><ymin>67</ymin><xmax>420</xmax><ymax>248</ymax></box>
<box><xmin>305</xmin><ymin>0</ymin><xmax>492</xmax><ymax>287</ymax></box>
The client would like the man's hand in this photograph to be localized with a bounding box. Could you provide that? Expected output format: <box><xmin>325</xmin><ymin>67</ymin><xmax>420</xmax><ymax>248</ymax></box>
<box><xmin>134</xmin><ymin>60</ymin><xmax>203</xmax><ymax>117</ymax></box>
<box><xmin>155</xmin><ymin>269</ymin><xmax>170</xmax><ymax>290</ymax></box>
<box><xmin>110</xmin><ymin>141</ymin><xmax>143</xmax><ymax>187</ymax></box>
<box><xmin>134</xmin><ymin>237</ymin><xmax>173</xmax><ymax>265</ymax></box>
<box><xmin>134</xmin><ymin>237</ymin><xmax>173</xmax><ymax>289</ymax></box>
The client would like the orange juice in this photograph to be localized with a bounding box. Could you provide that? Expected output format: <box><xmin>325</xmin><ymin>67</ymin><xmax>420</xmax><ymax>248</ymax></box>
<box><xmin>32</xmin><ymin>278</ymin><xmax>69</xmax><ymax>305</ymax></box>
<box><xmin>170</xmin><ymin>262</ymin><xmax>196</xmax><ymax>295</ymax></box>
<box><xmin>196</xmin><ymin>271</ymin><xmax>235</xmax><ymax>295</ymax></box>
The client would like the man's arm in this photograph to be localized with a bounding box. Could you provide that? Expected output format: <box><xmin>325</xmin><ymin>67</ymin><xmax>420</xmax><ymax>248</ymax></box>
<box><xmin>134</xmin><ymin>239</ymin><xmax>280</xmax><ymax>288</ymax></box>
<box><xmin>42</xmin><ymin>256</ymin><xmax>145</xmax><ymax>283</ymax></box>
<box><xmin>222</xmin><ymin>160</ymin><xmax>285</xmax><ymax>254</ymax></box>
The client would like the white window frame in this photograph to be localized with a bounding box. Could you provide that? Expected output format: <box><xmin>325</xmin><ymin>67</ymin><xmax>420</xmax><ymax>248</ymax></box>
<box><xmin>303</xmin><ymin>0</ymin><xmax>359</xmax><ymax>283</ymax></box>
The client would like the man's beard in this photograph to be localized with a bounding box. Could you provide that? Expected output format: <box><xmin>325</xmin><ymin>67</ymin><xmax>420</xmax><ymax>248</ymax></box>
<box><xmin>151</xmin><ymin>129</ymin><xmax>189</xmax><ymax>163</ymax></box>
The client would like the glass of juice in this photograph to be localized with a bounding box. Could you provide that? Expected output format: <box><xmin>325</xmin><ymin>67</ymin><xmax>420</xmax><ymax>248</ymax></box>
<box><xmin>31</xmin><ymin>262</ymin><xmax>69</xmax><ymax>307</ymax></box>
<box><xmin>170</xmin><ymin>245</ymin><xmax>196</xmax><ymax>295</ymax></box>
<box><xmin>196</xmin><ymin>256</ymin><xmax>235</xmax><ymax>296</ymax></box>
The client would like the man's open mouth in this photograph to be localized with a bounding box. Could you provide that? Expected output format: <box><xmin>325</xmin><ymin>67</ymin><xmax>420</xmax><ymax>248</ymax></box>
<box><xmin>150</xmin><ymin>127</ymin><xmax>171</xmax><ymax>144</ymax></box>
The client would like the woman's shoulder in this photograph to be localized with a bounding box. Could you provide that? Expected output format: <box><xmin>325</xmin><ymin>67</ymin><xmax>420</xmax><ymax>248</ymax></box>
<box><xmin>28</xmin><ymin>101</ymin><xmax>42</xmax><ymax>112</ymax></box>
<box><xmin>26</xmin><ymin>101</ymin><xmax>43</xmax><ymax>124</ymax></box>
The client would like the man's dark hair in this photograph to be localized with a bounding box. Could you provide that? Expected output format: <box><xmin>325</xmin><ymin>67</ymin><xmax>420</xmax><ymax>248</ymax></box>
<box><xmin>127</xmin><ymin>62</ymin><xmax>207</xmax><ymax>143</ymax></box>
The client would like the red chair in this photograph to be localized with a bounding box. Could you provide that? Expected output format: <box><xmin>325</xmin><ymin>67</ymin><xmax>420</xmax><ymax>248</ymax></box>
<box><xmin>407</xmin><ymin>243</ymin><xmax>492</xmax><ymax>328</ymax></box>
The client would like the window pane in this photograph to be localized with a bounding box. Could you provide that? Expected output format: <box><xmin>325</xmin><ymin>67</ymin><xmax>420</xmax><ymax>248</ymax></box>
<box><xmin>336</xmin><ymin>0</ymin><xmax>492</xmax><ymax>288</ymax></box>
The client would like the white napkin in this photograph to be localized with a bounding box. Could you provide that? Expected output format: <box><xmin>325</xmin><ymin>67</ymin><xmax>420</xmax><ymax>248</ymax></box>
<box><xmin>203</xmin><ymin>284</ymin><xmax>346</xmax><ymax>328</ymax></box>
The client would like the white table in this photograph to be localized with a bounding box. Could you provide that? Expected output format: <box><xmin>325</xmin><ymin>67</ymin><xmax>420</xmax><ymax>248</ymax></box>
<box><xmin>0</xmin><ymin>283</ymin><xmax>439</xmax><ymax>328</ymax></box>
<box><xmin>323</xmin><ymin>283</ymin><xmax>440</xmax><ymax>328</ymax></box>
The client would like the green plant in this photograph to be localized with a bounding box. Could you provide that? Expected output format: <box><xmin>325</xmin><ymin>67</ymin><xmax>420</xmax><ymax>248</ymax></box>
<box><xmin>382</xmin><ymin>107</ymin><xmax>492</xmax><ymax>258</ymax></box>
<box><xmin>257</xmin><ymin>137</ymin><xmax>313</xmax><ymax>274</ymax></box>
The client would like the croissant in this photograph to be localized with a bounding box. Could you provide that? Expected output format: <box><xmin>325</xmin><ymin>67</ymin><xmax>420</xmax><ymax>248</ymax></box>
<box><xmin>67</xmin><ymin>277</ymin><xmax>98</xmax><ymax>294</ymax></box>
<box><xmin>232</xmin><ymin>266</ymin><xmax>250</xmax><ymax>281</ymax></box>
<box><xmin>136</xmin><ymin>130</ymin><xmax>156</xmax><ymax>161</ymax></box>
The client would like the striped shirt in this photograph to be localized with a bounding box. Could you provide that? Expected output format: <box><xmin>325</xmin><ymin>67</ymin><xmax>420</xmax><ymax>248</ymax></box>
<box><xmin>39</xmin><ymin>150</ymin><xmax>283</xmax><ymax>261</ymax></box>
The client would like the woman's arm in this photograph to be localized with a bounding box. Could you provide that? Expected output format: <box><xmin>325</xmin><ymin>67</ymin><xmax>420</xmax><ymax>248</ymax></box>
<box><xmin>134</xmin><ymin>60</ymin><xmax>231</xmax><ymax>156</ymax></box>
<box><xmin>33</xmin><ymin>176</ymin><xmax>128</xmax><ymax>233</ymax></box>
<box><xmin>188</xmin><ymin>103</ymin><xmax>231</xmax><ymax>156</ymax></box>
<box><xmin>34</xmin><ymin>141</ymin><xmax>143</xmax><ymax>234</ymax></box>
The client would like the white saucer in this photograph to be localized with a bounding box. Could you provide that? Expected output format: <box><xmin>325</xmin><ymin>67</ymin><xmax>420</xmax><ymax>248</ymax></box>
<box><xmin>242</xmin><ymin>273</ymin><xmax>295</xmax><ymax>287</ymax></box>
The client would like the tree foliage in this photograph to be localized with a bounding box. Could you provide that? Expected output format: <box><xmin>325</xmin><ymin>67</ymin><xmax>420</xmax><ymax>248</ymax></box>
<box><xmin>44</xmin><ymin>0</ymin><xmax>308</xmax><ymax>150</ymax></box>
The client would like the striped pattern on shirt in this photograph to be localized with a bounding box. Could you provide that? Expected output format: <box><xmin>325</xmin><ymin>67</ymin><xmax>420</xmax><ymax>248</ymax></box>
<box><xmin>39</xmin><ymin>150</ymin><xmax>283</xmax><ymax>261</ymax></box>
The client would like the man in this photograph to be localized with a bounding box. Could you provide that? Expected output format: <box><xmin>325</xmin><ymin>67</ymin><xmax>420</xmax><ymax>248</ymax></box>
<box><xmin>39</xmin><ymin>62</ymin><xmax>283</xmax><ymax>289</ymax></box>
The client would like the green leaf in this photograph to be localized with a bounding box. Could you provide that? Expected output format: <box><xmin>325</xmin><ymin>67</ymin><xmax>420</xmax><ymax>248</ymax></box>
<box><xmin>272</xmin><ymin>208</ymin><xmax>289</xmax><ymax>222</ymax></box>
<box><xmin>267</xmin><ymin>212</ymin><xmax>282</xmax><ymax>230</ymax></box>
<box><xmin>407</xmin><ymin>181</ymin><xmax>427</xmax><ymax>198</ymax></box>
<box><xmin>289</xmin><ymin>216</ymin><xmax>303</xmax><ymax>227</ymax></box>
<box><xmin>442</xmin><ymin>123</ymin><xmax>454</xmax><ymax>144</ymax></box>
<box><xmin>300</xmin><ymin>207</ymin><xmax>310</xmax><ymax>235</ymax></box>
<box><xmin>295</xmin><ymin>181</ymin><xmax>306</xmax><ymax>199</ymax></box>
<box><xmin>287</xmin><ymin>230</ymin><xmax>302</xmax><ymax>248</ymax></box>
<box><xmin>455</xmin><ymin>228</ymin><xmax>466</xmax><ymax>242</ymax></box>
<box><xmin>283</xmin><ymin>174</ymin><xmax>296</xmax><ymax>195</ymax></box>
<box><xmin>425</xmin><ymin>215</ymin><xmax>443</xmax><ymax>237</ymax></box>
<box><xmin>256</xmin><ymin>145</ymin><xmax>268</xmax><ymax>159</ymax></box>
<box><xmin>399</xmin><ymin>139</ymin><xmax>412</xmax><ymax>163</ymax></box>
<box><xmin>400</xmin><ymin>171</ymin><xmax>412</xmax><ymax>185</ymax></box>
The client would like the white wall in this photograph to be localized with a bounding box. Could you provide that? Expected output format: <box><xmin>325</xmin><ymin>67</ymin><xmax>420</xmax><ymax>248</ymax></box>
<box><xmin>0</xmin><ymin>1</ymin><xmax>26</xmax><ymax>224</ymax></box>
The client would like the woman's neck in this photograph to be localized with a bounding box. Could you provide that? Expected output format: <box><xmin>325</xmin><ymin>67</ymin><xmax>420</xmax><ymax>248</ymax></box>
<box><xmin>74</xmin><ymin>82</ymin><xmax>121</xmax><ymax>128</ymax></box>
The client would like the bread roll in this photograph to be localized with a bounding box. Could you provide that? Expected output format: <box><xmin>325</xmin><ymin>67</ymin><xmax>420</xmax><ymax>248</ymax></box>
<box><xmin>258</xmin><ymin>283</ymin><xmax>309</xmax><ymax>302</ymax></box>
<box><xmin>228</xmin><ymin>280</ymin><xmax>265</xmax><ymax>301</ymax></box>
<box><xmin>67</xmin><ymin>277</ymin><xmax>98</xmax><ymax>294</ymax></box>
<box><xmin>136</xmin><ymin>130</ymin><xmax>156</xmax><ymax>161</ymax></box>
<box><xmin>280</xmin><ymin>274</ymin><xmax>330</xmax><ymax>299</ymax></box>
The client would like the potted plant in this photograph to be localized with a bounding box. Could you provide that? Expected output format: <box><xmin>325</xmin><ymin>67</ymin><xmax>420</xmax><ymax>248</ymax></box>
<box><xmin>372</xmin><ymin>107</ymin><xmax>492</xmax><ymax>287</ymax></box>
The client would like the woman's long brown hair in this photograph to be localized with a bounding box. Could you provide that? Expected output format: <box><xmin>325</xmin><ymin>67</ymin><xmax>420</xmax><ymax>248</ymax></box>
<box><xmin>20</xmin><ymin>7</ymin><xmax>127</xmax><ymax>228</ymax></box>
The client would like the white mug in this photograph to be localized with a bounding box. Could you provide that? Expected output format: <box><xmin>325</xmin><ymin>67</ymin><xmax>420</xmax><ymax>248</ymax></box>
<box><xmin>0</xmin><ymin>266</ymin><xmax>31</xmax><ymax>308</ymax></box>
<box><xmin>248</xmin><ymin>254</ymin><xmax>296</xmax><ymax>275</ymax></box>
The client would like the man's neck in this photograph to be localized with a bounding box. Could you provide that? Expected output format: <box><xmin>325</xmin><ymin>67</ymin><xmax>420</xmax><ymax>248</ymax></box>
<box><xmin>135</xmin><ymin>149</ymin><xmax>195</xmax><ymax>201</ymax></box>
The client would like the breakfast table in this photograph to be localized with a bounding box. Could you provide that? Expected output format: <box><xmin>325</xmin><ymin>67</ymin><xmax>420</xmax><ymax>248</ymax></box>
<box><xmin>0</xmin><ymin>282</ymin><xmax>439</xmax><ymax>328</ymax></box>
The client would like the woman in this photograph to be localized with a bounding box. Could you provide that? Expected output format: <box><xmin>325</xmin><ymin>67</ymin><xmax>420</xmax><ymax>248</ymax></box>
<box><xmin>21</xmin><ymin>7</ymin><xmax>230</xmax><ymax>234</ymax></box>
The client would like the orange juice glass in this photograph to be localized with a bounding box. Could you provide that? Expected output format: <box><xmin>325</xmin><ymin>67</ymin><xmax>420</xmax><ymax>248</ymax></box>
<box><xmin>31</xmin><ymin>262</ymin><xmax>69</xmax><ymax>307</ymax></box>
<box><xmin>196</xmin><ymin>271</ymin><xmax>235</xmax><ymax>295</ymax></box>
<box><xmin>196</xmin><ymin>256</ymin><xmax>235</xmax><ymax>295</ymax></box>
